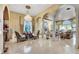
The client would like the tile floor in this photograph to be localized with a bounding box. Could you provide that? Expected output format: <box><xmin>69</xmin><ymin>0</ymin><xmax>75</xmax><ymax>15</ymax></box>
<box><xmin>5</xmin><ymin>37</ymin><xmax>79</xmax><ymax>54</ymax></box>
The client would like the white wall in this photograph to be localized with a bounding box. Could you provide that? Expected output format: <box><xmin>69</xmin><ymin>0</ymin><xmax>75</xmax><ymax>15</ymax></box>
<box><xmin>0</xmin><ymin>5</ymin><xmax>4</xmax><ymax>53</ymax></box>
<box><xmin>73</xmin><ymin>5</ymin><xmax>79</xmax><ymax>48</ymax></box>
<box><xmin>56</xmin><ymin>5</ymin><xmax>76</xmax><ymax>20</ymax></box>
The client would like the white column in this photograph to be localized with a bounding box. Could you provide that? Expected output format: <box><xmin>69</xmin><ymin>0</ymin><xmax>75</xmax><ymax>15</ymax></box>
<box><xmin>70</xmin><ymin>7</ymin><xmax>79</xmax><ymax>48</ymax></box>
<box><xmin>75</xmin><ymin>8</ymin><xmax>79</xmax><ymax>49</ymax></box>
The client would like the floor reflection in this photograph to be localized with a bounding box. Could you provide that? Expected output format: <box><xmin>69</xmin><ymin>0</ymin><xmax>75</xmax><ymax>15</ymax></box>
<box><xmin>72</xmin><ymin>32</ymin><xmax>76</xmax><ymax>47</ymax></box>
<box><xmin>24</xmin><ymin>46</ymin><xmax>32</xmax><ymax>53</ymax></box>
<box><xmin>5</xmin><ymin>37</ymin><xmax>79</xmax><ymax>54</ymax></box>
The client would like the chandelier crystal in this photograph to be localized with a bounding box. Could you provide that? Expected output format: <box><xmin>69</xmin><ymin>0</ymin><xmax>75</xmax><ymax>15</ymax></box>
<box><xmin>24</xmin><ymin>5</ymin><xmax>32</xmax><ymax>21</ymax></box>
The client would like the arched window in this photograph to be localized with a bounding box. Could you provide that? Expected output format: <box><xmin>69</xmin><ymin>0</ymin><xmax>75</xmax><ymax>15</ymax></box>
<box><xmin>43</xmin><ymin>21</ymin><xmax>48</xmax><ymax>31</ymax></box>
<box><xmin>23</xmin><ymin>15</ymin><xmax>32</xmax><ymax>33</ymax></box>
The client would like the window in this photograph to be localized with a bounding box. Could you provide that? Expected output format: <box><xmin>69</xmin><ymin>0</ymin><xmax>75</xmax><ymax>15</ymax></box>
<box><xmin>24</xmin><ymin>20</ymin><xmax>32</xmax><ymax>33</ymax></box>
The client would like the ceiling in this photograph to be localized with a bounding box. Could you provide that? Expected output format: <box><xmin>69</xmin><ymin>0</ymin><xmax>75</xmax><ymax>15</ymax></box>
<box><xmin>57</xmin><ymin>5</ymin><xmax>76</xmax><ymax>20</ymax></box>
<box><xmin>8</xmin><ymin>4</ymin><xmax>52</xmax><ymax>16</ymax></box>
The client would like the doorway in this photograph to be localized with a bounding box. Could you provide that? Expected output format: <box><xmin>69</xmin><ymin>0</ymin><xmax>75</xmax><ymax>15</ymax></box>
<box><xmin>3</xmin><ymin>6</ymin><xmax>9</xmax><ymax>53</ymax></box>
<box><xmin>54</xmin><ymin>5</ymin><xmax>77</xmax><ymax>47</ymax></box>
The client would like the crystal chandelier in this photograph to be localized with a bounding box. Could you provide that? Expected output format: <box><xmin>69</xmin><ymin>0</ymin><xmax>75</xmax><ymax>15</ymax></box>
<box><xmin>24</xmin><ymin>5</ymin><xmax>32</xmax><ymax>21</ymax></box>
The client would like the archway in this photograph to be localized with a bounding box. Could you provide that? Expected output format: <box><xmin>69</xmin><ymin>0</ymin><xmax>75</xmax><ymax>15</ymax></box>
<box><xmin>55</xmin><ymin>5</ymin><xmax>77</xmax><ymax>47</ymax></box>
<box><xmin>42</xmin><ymin>13</ymin><xmax>54</xmax><ymax>38</ymax></box>
<box><xmin>3</xmin><ymin>6</ymin><xmax>9</xmax><ymax>20</ymax></box>
<box><xmin>3</xmin><ymin>6</ymin><xmax>9</xmax><ymax>53</ymax></box>
<box><xmin>3</xmin><ymin>6</ymin><xmax>9</xmax><ymax>41</ymax></box>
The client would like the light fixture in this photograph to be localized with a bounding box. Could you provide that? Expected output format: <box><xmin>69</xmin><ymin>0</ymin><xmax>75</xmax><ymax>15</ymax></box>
<box><xmin>66</xmin><ymin>8</ymin><xmax>71</xmax><ymax>10</ymax></box>
<box><xmin>24</xmin><ymin>5</ymin><xmax>32</xmax><ymax>21</ymax></box>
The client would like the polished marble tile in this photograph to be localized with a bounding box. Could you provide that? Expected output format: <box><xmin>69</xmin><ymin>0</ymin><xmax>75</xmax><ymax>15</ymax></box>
<box><xmin>5</xmin><ymin>38</ymin><xmax>79</xmax><ymax>54</ymax></box>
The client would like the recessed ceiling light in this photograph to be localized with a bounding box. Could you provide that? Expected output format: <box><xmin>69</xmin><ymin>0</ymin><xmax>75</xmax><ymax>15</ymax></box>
<box><xmin>66</xmin><ymin>8</ymin><xmax>71</xmax><ymax>10</ymax></box>
<box><xmin>25</xmin><ymin>5</ymin><xmax>31</xmax><ymax>9</ymax></box>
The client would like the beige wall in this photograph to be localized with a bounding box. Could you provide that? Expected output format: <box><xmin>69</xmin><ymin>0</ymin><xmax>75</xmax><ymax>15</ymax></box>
<box><xmin>9</xmin><ymin>11</ymin><xmax>25</xmax><ymax>33</ymax></box>
<box><xmin>34</xmin><ymin>5</ymin><xmax>61</xmax><ymax>33</ymax></box>
<box><xmin>9</xmin><ymin>5</ymin><xmax>61</xmax><ymax>34</ymax></box>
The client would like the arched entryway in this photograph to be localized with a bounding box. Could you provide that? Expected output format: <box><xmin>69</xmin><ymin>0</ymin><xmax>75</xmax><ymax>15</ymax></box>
<box><xmin>55</xmin><ymin>5</ymin><xmax>77</xmax><ymax>47</ymax></box>
<box><xmin>3</xmin><ymin>6</ymin><xmax>9</xmax><ymax>20</ymax></box>
<box><xmin>3</xmin><ymin>6</ymin><xmax>9</xmax><ymax>53</ymax></box>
